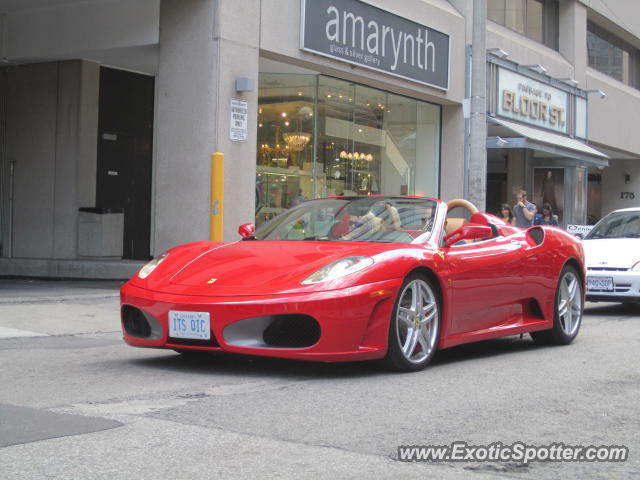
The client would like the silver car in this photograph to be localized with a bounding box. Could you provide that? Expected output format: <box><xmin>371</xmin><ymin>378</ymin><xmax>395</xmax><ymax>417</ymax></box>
<box><xmin>583</xmin><ymin>207</ymin><xmax>640</xmax><ymax>304</ymax></box>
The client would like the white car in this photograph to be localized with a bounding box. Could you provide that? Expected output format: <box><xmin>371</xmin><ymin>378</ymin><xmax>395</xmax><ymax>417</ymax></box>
<box><xmin>583</xmin><ymin>207</ymin><xmax>640</xmax><ymax>304</ymax></box>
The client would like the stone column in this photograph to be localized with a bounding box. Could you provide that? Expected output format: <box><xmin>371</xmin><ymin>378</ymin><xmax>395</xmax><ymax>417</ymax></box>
<box><xmin>558</xmin><ymin>1</ymin><xmax>587</xmax><ymax>84</ymax></box>
<box><xmin>155</xmin><ymin>0</ymin><xmax>259</xmax><ymax>254</ymax></box>
<box><xmin>440</xmin><ymin>105</ymin><xmax>465</xmax><ymax>201</ymax></box>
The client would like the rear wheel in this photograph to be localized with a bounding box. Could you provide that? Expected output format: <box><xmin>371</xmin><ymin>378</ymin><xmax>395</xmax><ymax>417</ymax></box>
<box><xmin>384</xmin><ymin>274</ymin><xmax>440</xmax><ymax>372</ymax></box>
<box><xmin>531</xmin><ymin>265</ymin><xmax>583</xmax><ymax>345</ymax></box>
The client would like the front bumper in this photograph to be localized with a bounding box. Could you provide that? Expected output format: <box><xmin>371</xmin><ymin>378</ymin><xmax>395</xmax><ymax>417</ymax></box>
<box><xmin>585</xmin><ymin>269</ymin><xmax>640</xmax><ymax>302</ymax></box>
<box><xmin>120</xmin><ymin>279</ymin><xmax>402</xmax><ymax>362</ymax></box>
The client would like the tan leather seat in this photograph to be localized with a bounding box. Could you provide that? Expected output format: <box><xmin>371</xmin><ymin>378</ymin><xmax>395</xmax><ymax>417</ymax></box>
<box><xmin>444</xmin><ymin>217</ymin><xmax>466</xmax><ymax>235</ymax></box>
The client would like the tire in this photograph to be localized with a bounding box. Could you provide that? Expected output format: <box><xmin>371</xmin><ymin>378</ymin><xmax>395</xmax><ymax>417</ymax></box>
<box><xmin>531</xmin><ymin>265</ymin><xmax>583</xmax><ymax>345</ymax></box>
<box><xmin>384</xmin><ymin>273</ymin><xmax>440</xmax><ymax>372</ymax></box>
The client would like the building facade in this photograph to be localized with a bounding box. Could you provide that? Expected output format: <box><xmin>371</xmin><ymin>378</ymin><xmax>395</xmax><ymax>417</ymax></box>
<box><xmin>0</xmin><ymin>0</ymin><xmax>638</xmax><ymax>278</ymax></box>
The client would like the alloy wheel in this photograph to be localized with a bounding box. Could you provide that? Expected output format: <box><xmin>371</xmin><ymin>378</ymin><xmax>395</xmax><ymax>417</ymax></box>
<box><xmin>557</xmin><ymin>270</ymin><xmax>582</xmax><ymax>336</ymax></box>
<box><xmin>395</xmin><ymin>279</ymin><xmax>439</xmax><ymax>364</ymax></box>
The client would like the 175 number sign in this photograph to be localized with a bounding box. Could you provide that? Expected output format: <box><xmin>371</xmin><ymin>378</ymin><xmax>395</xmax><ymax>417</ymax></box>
<box><xmin>620</xmin><ymin>192</ymin><xmax>636</xmax><ymax>199</ymax></box>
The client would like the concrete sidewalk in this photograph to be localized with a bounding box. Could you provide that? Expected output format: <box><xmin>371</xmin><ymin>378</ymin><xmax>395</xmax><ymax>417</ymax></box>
<box><xmin>0</xmin><ymin>278</ymin><xmax>123</xmax><ymax>304</ymax></box>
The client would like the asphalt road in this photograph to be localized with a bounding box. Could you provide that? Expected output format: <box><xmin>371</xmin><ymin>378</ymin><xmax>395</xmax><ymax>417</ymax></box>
<box><xmin>0</xmin><ymin>279</ymin><xmax>638</xmax><ymax>479</ymax></box>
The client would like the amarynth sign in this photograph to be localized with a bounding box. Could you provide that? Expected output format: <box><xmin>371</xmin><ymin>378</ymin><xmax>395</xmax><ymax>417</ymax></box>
<box><xmin>301</xmin><ymin>0</ymin><xmax>450</xmax><ymax>90</ymax></box>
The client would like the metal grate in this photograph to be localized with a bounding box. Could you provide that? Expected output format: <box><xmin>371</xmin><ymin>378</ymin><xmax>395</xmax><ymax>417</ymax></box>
<box><xmin>168</xmin><ymin>334</ymin><xmax>220</xmax><ymax>348</ymax></box>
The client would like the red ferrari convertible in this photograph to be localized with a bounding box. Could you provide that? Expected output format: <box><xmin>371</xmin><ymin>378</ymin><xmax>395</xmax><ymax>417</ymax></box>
<box><xmin>121</xmin><ymin>196</ymin><xmax>585</xmax><ymax>371</ymax></box>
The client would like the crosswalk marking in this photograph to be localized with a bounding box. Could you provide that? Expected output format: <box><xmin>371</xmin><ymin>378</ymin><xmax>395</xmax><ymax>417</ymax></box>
<box><xmin>0</xmin><ymin>327</ymin><xmax>48</xmax><ymax>339</ymax></box>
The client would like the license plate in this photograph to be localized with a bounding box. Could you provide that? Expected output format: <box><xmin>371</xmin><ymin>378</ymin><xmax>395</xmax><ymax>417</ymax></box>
<box><xmin>587</xmin><ymin>276</ymin><xmax>614</xmax><ymax>292</ymax></box>
<box><xmin>168</xmin><ymin>311</ymin><xmax>211</xmax><ymax>339</ymax></box>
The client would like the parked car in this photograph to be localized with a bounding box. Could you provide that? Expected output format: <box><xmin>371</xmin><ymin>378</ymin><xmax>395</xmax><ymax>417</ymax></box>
<box><xmin>120</xmin><ymin>195</ymin><xmax>585</xmax><ymax>372</ymax></box>
<box><xmin>583</xmin><ymin>207</ymin><xmax>640</xmax><ymax>304</ymax></box>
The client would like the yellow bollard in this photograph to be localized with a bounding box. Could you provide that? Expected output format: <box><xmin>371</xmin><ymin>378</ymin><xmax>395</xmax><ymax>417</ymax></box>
<box><xmin>210</xmin><ymin>152</ymin><xmax>224</xmax><ymax>241</ymax></box>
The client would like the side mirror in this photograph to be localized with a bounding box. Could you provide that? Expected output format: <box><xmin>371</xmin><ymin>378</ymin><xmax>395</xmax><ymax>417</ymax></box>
<box><xmin>444</xmin><ymin>223</ymin><xmax>493</xmax><ymax>247</ymax></box>
<box><xmin>238</xmin><ymin>223</ymin><xmax>256</xmax><ymax>240</ymax></box>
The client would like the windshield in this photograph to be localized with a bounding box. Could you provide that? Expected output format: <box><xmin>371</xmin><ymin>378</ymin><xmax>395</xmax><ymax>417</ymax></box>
<box><xmin>254</xmin><ymin>196</ymin><xmax>438</xmax><ymax>243</ymax></box>
<box><xmin>585</xmin><ymin>211</ymin><xmax>640</xmax><ymax>239</ymax></box>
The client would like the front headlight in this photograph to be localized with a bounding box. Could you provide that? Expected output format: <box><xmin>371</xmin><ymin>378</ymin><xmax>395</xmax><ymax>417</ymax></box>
<box><xmin>137</xmin><ymin>253</ymin><xmax>169</xmax><ymax>279</ymax></box>
<box><xmin>631</xmin><ymin>261</ymin><xmax>640</xmax><ymax>272</ymax></box>
<box><xmin>301</xmin><ymin>256</ymin><xmax>374</xmax><ymax>285</ymax></box>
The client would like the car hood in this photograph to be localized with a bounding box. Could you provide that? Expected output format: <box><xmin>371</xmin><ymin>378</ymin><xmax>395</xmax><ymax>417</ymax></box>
<box><xmin>583</xmin><ymin>238</ymin><xmax>640</xmax><ymax>269</ymax></box>
<box><xmin>145</xmin><ymin>240</ymin><xmax>401</xmax><ymax>296</ymax></box>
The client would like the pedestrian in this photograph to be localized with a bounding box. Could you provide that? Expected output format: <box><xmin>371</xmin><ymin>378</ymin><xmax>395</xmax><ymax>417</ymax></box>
<box><xmin>534</xmin><ymin>203</ymin><xmax>559</xmax><ymax>226</ymax></box>
<box><xmin>513</xmin><ymin>188</ymin><xmax>536</xmax><ymax>228</ymax></box>
<box><xmin>499</xmin><ymin>203</ymin><xmax>515</xmax><ymax>225</ymax></box>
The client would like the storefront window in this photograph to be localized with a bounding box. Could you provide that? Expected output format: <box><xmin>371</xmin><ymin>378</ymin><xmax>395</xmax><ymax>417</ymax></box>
<box><xmin>488</xmin><ymin>0</ymin><xmax>558</xmax><ymax>50</ymax></box>
<box><xmin>533</xmin><ymin>168</ymin><xmax>564</xmax><ymax>224</ymax></box>
<box><xmin>256</xmin><ymin>73</ymin><xmax>315</xmax><ymax>224</ymax></box>
<box><xmin>587</xmin><ymin>21</ymin><xmax>640</xmax><ymax>89</ymax></box>
<box><xmin>256</xmin><ymin>72</ymin><xmax>441</xmax><ymax>226</ymax></box>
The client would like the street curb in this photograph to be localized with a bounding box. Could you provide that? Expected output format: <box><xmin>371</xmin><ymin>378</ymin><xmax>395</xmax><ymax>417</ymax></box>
<box><xmin>0</xmin><ymin>293</ymin><xmax>120</xmax><ymax>304</ymax></box>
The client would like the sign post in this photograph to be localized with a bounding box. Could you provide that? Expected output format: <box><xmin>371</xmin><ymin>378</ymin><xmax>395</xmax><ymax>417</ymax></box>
<box><xmin>210</xmin><ymin>152</ymin><xmax>224</xmax><ymax>241</ymax></box>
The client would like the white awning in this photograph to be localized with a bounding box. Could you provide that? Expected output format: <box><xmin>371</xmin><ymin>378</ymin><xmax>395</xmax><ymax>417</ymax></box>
<box><xmin>487</xmin><ymin>117</ymin><xmax>609</xmax><ymax>166</ymax></box>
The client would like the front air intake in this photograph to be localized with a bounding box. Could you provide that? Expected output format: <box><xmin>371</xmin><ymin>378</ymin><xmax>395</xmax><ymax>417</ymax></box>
<box><xmin>121</xmin><ymin>305</ymin><xmax>151</xmax><ymax>338</ymax></box>
<box><xmin>223</xmin><ymin>314</ymin><xmax>321</xmax><ymax>348</ymax></box>
<box><xmin>262</xmin><ymin>315</ymin><xmax>321</xmax><ymax>348</ymax></box>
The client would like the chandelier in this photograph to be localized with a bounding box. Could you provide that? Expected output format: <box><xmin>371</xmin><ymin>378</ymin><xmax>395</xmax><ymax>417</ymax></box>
<box><xmin>259</xmin><ymin>143</ymin><xmax>289</xmax><ymax>156</ymax></box>
<box><xmin>259</xmin><ymin>124</ymin><xmax>291</xmax><ymax>165</ymax></box>
<box><xmin>283</xmin><ymin>132</ymin><xmax>311</xmax><ymax>152</ymax></box>
<box><xmin>339</xmin><ymin>151</ymin><xmax>374</xmax><ymax>161</ymax></box>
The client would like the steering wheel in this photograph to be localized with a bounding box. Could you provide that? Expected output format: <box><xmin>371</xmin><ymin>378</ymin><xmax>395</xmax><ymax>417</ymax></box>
<box><xmin>446</xmin><ymin>198</ymin><xmax>479</xmax><ymax>215</ymax></box>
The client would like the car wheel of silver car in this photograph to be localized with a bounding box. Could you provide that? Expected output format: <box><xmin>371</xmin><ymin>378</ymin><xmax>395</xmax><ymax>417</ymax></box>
<box><xmin>385</xmin><ymin>274</ymin><xmax>440</xmax><ymax>372</ymax></box>
<box><xmin>531</xmin><ymin>265</ymin><xmax>583</xmax><ymax>345</ymax></box>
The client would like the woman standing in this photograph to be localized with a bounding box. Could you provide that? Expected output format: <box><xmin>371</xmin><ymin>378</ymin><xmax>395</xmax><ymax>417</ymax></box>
<box><xmin>534</xmin><ymin>203</ymin><xmax>559</xmax><ymax>226</ymax></box>
<box><xmin>499</xmin><ymin>204</ymin><xmax>515</xmax><ymax>225</ymax></box>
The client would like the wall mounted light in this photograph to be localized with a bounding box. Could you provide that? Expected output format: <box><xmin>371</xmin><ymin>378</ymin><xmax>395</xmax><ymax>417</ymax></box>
<box><xmin>487</xmin><ymin>136</ymin><xmax>509</xmax><ymax>148</ymax></box>
<box><xmin>487</xmin><ymin>47</ymin><xmax>509</xmax><ymax>58</ymax></box>
<box><xmin>520</xmin><ymin>64</ymin><xmax>547</xmax><ymax>75</ymax></box>
<box><xmin>557</xmin><ymin>77</ymin><xmax>579</xmax><ymax>87</ymax></box>
<box><xmin>235</xmin><ymin>77</ymin><xmax>255</xmax><ymax>92</ymax></box>
<box><xmin>586</xmin><ymin>89</ymin><xmax>607</xmax><ymax>99</ymax></box>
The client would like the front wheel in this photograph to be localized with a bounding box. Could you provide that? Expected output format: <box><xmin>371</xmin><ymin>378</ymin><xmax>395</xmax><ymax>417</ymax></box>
<box><xmin>384</xmin><ymin>274</ymin><xmax>440</xmax><ymax>372</ymax></box>
<box><xmin>531</xmin><ymin>265</ymin><xmax>583</xmax><ymax>345</ymax></box>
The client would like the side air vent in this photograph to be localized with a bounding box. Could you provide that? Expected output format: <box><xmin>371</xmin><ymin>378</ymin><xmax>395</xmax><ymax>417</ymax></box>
<box><xmin>527</xmin><ymin>227</ymin><xmax>544</xmax><ymax>246</ymax></box>
<box><xmin>529</xmin><ymin>299</ymin><xmax>545</xmax><ymax>319</ymax></box>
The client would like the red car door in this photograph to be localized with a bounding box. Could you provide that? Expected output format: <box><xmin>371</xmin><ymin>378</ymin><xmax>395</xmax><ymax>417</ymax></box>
<box><xmin>443</xmin><ymin>234</ymin><xmax>525</xmax><ymax>335</ymax></box>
